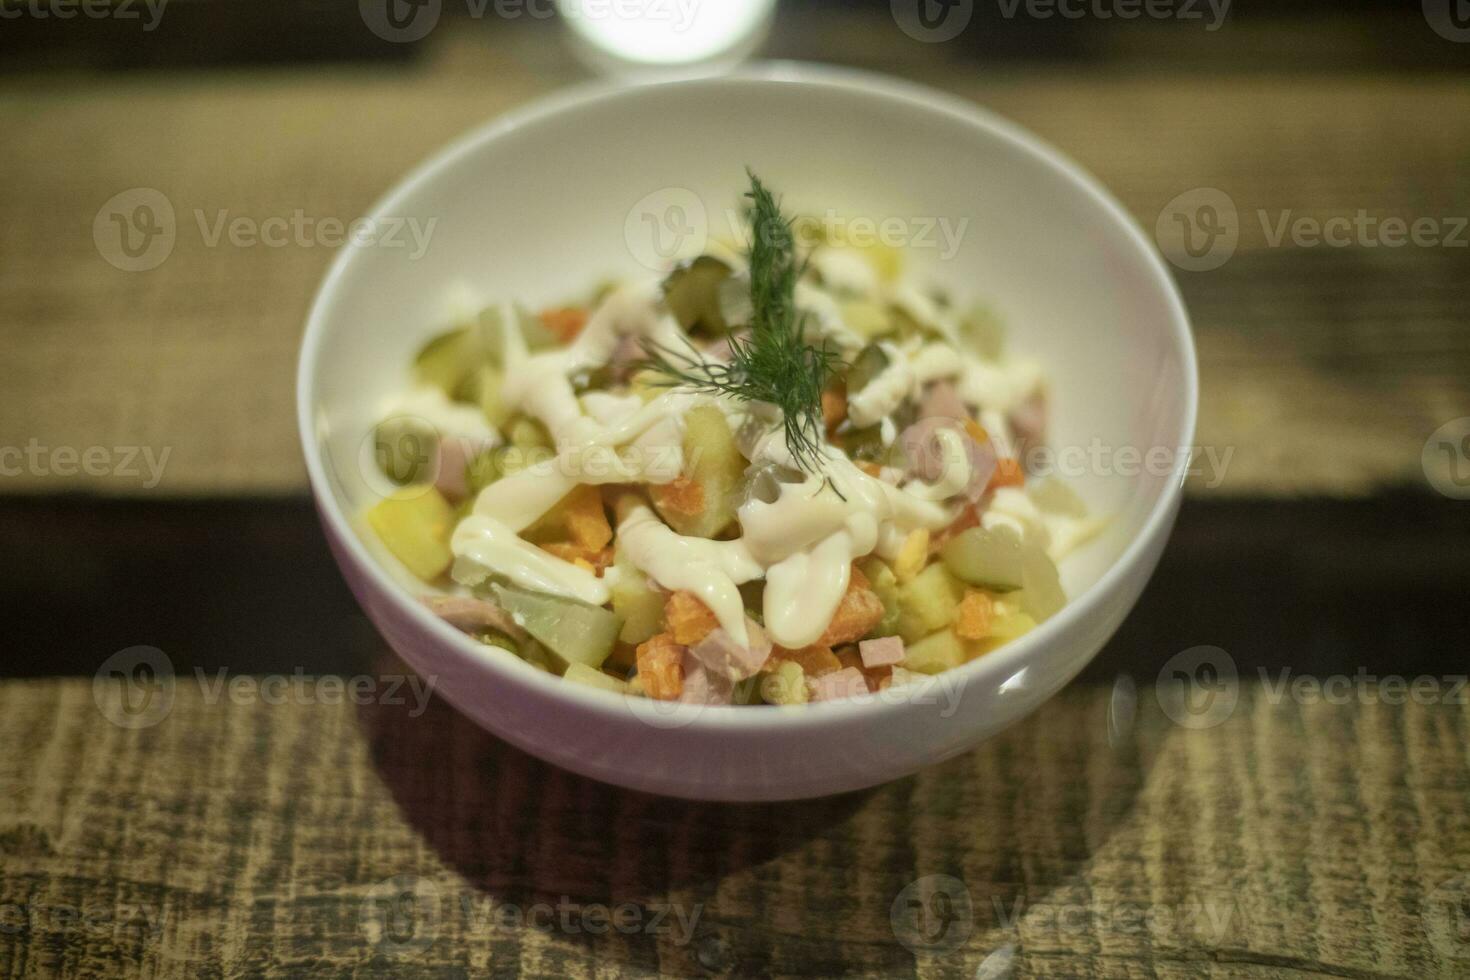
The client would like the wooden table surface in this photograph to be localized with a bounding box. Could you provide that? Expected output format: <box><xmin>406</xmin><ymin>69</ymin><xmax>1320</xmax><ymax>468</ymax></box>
<box><xmin>2</xmin><ymin>4</ymin><xmax>1469</xmax><ymax>978</ymax></box>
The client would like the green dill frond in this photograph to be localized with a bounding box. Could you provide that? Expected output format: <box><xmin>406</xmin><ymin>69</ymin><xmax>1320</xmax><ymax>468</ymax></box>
<box><xmin>641</xmin><ymin>170</ymin><xmax>842</xmax><ymax>478</ymax></box>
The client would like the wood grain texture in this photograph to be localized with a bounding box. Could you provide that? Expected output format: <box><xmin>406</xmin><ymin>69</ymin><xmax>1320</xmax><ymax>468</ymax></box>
<box><xmin>1</xmin><ymin>19</ymin><xmax>1466</xmax><ymax>498</ymax></box>
<box><xmin>0</xmin><ymin>675</ymin><xmax>1466</xmax><ymax>978</ymax></box>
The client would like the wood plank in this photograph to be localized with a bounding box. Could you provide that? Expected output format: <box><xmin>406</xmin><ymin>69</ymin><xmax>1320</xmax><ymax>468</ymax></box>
<box><xmin>1</xmin><ymin>25</ymin><xmax>1466</xmax><ymax>497</ymax></box>
<box><xmin>0</xmin><ymin>677</ymin><xmax>1464</xmax><ymax>977</ymax></box>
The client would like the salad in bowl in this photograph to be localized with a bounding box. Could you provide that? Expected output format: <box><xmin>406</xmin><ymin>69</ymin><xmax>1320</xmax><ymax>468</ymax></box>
<box><xmin>365</xmin><ymin>172</ymin><xmax>1100</xmax><ymax>708</ymax></box>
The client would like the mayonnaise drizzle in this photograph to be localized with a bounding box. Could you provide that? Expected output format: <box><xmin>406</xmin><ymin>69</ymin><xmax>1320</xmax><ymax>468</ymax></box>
<box><xmin>448</xmin><ymin>272</ymin><xmax>1053</xmax><ymax>649</ymax></box>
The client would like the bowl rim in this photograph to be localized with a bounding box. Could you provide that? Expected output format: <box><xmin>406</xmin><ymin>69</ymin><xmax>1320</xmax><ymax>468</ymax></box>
<box><xmin>297</xmin><ymin>61</ymin><xmax>1199</xmax><ymax>732</ymax></box>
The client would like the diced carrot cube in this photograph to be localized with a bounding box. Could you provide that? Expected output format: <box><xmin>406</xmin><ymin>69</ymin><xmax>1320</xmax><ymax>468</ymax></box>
<box><xmin>822</xmin><ymin>385</ymin><xmax>847</xmax><ymax>434</ymax></box>
<box><xmin>816</xmin><ymin>570</ymin><xmax>886</xmax><ymax>646</ymax></box>
<box><xmin>964</xmin><ymin>419</ymin><xmax>990</xmax><ymax>445</ymax></box>
<box><xmin>664</xmin><ymin>591</ymin><xmax>720</xmax><ymax>646</ymax></box>
<box><xmin>770</xmin><ymin>644</ymin><xmax>842</xmax><ymax>676</ymax></box>
<box><xmin>990</xmin><ymin>457</ymin><xmax>1025</xmax><ymax>490</ymax></box>
<box><xmin>540</xmin><ymin>542</ymin><xmax>614</xmax><ymax>575</ymax></box>
<box><xmin>649</xmin><ymin>474</ymin><xmax>705</xmax><ymax>525</ymax></box>
<box><xmin>635</xmin><ymin>633</ymin><xmax>684</xmax><ymax>701</ymax></box>
<box><xmin>562</xmin><ymin>484</ymin><xmax>612</xmax><ymax>551</ymax></box>
<box><xmin>540</xmin><ymin>307</ymin><xmax>589</xmax><ymax>343</ymax></box>
<box><xmin>954</xmin><ymin>589</ymin><xmax>995</xmax><ymax>640</ymax></box>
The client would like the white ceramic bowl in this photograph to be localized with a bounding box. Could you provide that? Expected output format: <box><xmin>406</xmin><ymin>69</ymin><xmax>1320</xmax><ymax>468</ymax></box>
<box><xmin>298</xmin><ymin>64</ymin><xmax>1197</xmax><ymax>802</ymax></box>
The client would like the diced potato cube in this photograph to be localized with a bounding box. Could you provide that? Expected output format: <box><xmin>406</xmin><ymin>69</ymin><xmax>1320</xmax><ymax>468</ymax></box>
<box><xmin>967</xmin><ymin>609</ymin><xmax>1039</xmax><ymax>659</ymax></box>
<box><xmin>769</xmin><ymin>645</ymin><xmax>842</xmax><ymax>676</ymax></box>
<box><xmin>856</xmin><ymin>556</ymin><xmax>902</xmax><ymax>638</ymax></box>
<box><xmin>896</xmin><ymin>563</ymin><xmax>961</xmax><ymax>645</ymax></box>
<box><xmin>611</xmin><ymin>551</ymin><xmax>666</xmax><ymax>645</ymax></box>
<box><xmin>366</xmin><ymin>487</ymin><xmax>456</xmax><ymax>581</ymax></box>
<box><xmin>563</xmin><ymin>663</ymin><xmax>629</xmax><ymax>694</ymax></box>
<box><xmin>760</xmin><ymin>661</ymin><xmax>809</xmax><ymax>705</ymax></box>
<box><xmin>904</xmin><ymin>630</ymin><xmax>965</xmax><ymax>675</ymax></box>
<box><xmin>892</xmin><ymin>529</ymin><xmax>930</xmax><ymax>583</ymax></box>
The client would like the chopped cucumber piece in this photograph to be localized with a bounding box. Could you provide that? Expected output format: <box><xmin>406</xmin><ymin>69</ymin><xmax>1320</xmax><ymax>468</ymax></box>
<box><xmin>841</xmin><ymin>301</ymin><xmax>895</xmax><ymax>340</ymax></box>
<box><xmin>651</xmin><ymin>404</ymin><xmax>747</xmax><ymax>538</ymax></box>
<box><xmin>940</xmin><ymin>525</ymin><xmax>1025</xmax><ymax>592</ymax></box>
<box><xmin>373</xmin><ymin>415</ymin><xmax>438</xmax><ymax>487</ymax></box>
<box><xmin>959</xmin><ymin>304</ymin><xmax>1005</xmax><ymax>360</ymax></box>
<box><xmin>505</xmin><ymin>415</ymin><xmax>553</xmax><ymax>450</ymax></box>
<box><xmin>414</xmin><ymin>327</ymin><xmax>481</xmax><ymax>396</ymax></box>
<box><xmin>896</xmin><ymin>563</ymin><xmax>961</xmax><ymax>645</ymax></box>
<box><xmin>466</xmin><ymin>364</ymin><xmax>512</xmax><ymax>427</ymax></box>
<box><xmin>663</xmin><ymin>255</ymin><xmax>734</xmax><ymax>335</ymax></box>
<box><xmin>1017</xmin><ymin>543</ymin><xmax>1066</xmax><ymax>622</ymax></box>
<box><xmin>610</xmin><ymin>550</ymin><xmax>665</xmax><ymax>645</ymax></box>
<box><xmin>563</xmin><ymin>663</ymin><xmax>630</xmax><ymax>694</ymax></box>
<box><xmin>492</xmin><ymin>584</ymin><xmax>622</xmax><ymax>669</ymax></box>
<box><xmin>845</xmin><ymin>343</ymin><xmax>891</xmax><ymax>395</ymax></box>
<box><xmin>731</xmin><ymin>675</ymin><xmax>763</xmax><ymax>705</ymax></box>
<box><xmin>366</xmin><ymin>487</ymin><xmax>455</xmax><ymax>581</ymax></box>
<box><xmin>1028</xmin><ymin>478</ymin><xmax>1088</xmax><ymax>518</ymax></box>
<box><xmin>904</xmin><ymin>629</ymin><xmax>964</xmax><ymax>675</ymax></box>
<box><xmin>465</xmin><ymin>449</ymin><xmax>500</xmax><ymax>496</ymax></box>
<box><xmin>479</xmin><ymin>303</ymin><xmax>557</xmax><ymax>361</ymax></box>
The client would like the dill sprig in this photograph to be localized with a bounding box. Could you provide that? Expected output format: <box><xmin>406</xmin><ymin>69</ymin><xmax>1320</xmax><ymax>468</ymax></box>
<box><xmin>642</xmin><ymin>170</ymin><xmax>841</xmax><ymax>476</ymax></box>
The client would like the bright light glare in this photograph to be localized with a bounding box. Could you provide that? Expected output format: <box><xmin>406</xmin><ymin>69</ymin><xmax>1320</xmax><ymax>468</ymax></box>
<box><xmin>557</xmin><ymin>0</ymin><xmax>776</xmax><ymax>67</ymax></box>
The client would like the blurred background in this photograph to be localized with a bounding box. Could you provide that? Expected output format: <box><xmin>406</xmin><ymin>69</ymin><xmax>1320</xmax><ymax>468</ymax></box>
<box><xmin>2</xmin><ymin>0</ymin><xmax>1467</xmax><ymax>681</ymax></box>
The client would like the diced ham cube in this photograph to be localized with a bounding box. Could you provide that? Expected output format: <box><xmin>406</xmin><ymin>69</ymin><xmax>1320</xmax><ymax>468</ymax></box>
<box><xmin>808</xmin><ymin>667</ymin><xmax>869</xmax><ymax>702</ymax></box>
<box><xmin>921</xmin><ymin>379</ymin><xmax>968</xmax><ymax>421</ymax></box>
<box><xmin>433</xmin><ymin>436</ymin><xmax>492</xmax><ymax>503</ymax></box>
<box><xmin>858</xmin><ymin>636</ymin><xmax>906</xmax><ymax>669</ymax></box>
<box><xmin>678</xmin><ymin>650</ymin><xmax>734</xmax><ymax>705</ymax></box>
<box><xmin>420</xmin><ymin>595</ymin><xmax>527</xmax><ymax>642</ymax></box>
<box><xmin>1009</xmin><ymin>390</ymin><xmax>1047</xmax><ymax>469</ymax></box>
<box><xmin>689</xmin><ymin>620</ymin><xmax>772</xmax><ymax>681</ymax></box>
